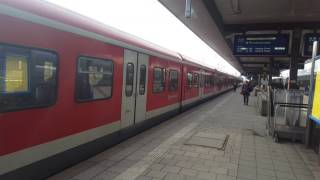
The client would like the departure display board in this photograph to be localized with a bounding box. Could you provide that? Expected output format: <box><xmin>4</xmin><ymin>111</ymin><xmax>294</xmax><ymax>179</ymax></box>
<box><xmin>303</xmin><ymin>33</ymin><xmax>320</xmax><ymax>57</ymax></box>
<box><xmin>233</xmin><ymin>34</ymin><xmax>290</xmax><ymax>56</ymax></box>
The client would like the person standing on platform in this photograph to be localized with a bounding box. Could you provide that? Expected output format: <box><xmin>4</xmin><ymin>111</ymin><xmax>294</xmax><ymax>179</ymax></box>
<box><xmin>241</xmin><ymin>81</ymin><xmax>251</xmax><ymax>105</ymax></box>
<box><xmin>233</xmin><ymin>82</ymin><xmax>237</xmax><ymax>92</ymax></box>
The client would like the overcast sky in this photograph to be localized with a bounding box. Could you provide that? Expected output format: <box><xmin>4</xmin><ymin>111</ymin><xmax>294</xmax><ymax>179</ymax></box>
<box><xmin>46</xmin><ymin>0</ymin><xmax>240</xmax><ymax>76</ymax></box>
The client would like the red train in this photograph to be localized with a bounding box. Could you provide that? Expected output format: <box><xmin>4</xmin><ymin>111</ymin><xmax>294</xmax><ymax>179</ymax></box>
<box><xmin>0</xmin><ymin>0</ymin><xmax>239</xmax><ymax>179</ymax></box>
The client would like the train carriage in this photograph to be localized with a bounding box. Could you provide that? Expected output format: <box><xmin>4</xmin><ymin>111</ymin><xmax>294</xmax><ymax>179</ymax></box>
<box><xmin>0</xmin><ymin>0</ymin><xmax>238</xmax><ymax>179</ymax></box>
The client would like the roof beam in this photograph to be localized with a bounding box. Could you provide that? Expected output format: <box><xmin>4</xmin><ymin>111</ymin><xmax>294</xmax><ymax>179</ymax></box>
<box><xmin>224</xmin><ymin>22</ymin><xmax>320</xmax><ymax>33</ymax></box>
<box><xmin>202</xmin><ymin>0</ymin><xmax>225</xmax><ymax>34</ymax></box>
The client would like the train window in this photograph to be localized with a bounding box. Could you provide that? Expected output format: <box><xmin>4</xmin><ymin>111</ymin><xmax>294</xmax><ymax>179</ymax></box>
<box><xmin>139</xmin><ymin>65</ymin><xmax>146</xmax><ymax>95</ymax></box>
<box><xmin>125</xmin><ymin>63</ymin><xmax>134</xmax><ymax>97</ymax></box>
<box><xmin>194</xmin><ymin>73</ymin><xmax>199</xmax><ymax>87</ymax></box>
<box><xmin>76</xmin><ymin>56</ymin><xmax>113</xmax><ymax>101</ymax></box>
<box><xmin>153</xmin><ymin>67</ymin><xmax>166</xmax><ymax>93</ymax></box>
<box><xmin>0</xmin><ymin>44</ymin><xmax>58</xmax><ymax>112</ymax></box>
<box><xmin>205</xmin><ymin>75</ymin><xmax>211</xmax><ymax>87</ymax></box>
<box><xmin>210</xmin><ymin>76</ymin><xmax>215</xmax><ymax>87</ymax></box>
<box><xmin>187</xmin><ymin>72</ymin><xmax>193</xmax><ymax>88</ymax></box>
<box><xmin>169</xmin><ymin>70</ymin><xmax>178</xmax><ymax>92</ymax></box>
<box><xmin>215</xmin><ymin>78</ymin><xmax>219</xmax><ymax>87</ymax></box>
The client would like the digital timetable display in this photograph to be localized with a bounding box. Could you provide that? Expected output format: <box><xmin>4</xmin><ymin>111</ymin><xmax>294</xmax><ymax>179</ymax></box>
<box><xmin>233</xmin><ymin>34</ymin><xmax>290</xmax><ymax>56</ymax></box>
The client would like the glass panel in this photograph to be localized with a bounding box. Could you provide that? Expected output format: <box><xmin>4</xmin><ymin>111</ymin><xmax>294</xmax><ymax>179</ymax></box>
<box><xmin>211</xmin><ymin>75</ymin><xmax>215</xmax><ymax>87</ymax></box>
<box><xmin>76</xmin><ymin>56</ymin><xmax>113</xmax><ymax>101</ymax></box>
<box><xmin>187</xmin><ymin>72</ymin><xmax>193</xmax><ymax>88</ymax></box>
<box><xmin>139</xmin><ymin>65</ymin><xmax>146</xmax><ymax>95</ymax></box>
<box><xmin>125</xmin><ymin>63</ymin><xmax>134</xmax><ymax>97</ymax></box>
<box><xmin>153</xmin><ymin>67</ymin><xmax>165</xmax><ymax>93</ymax></box>
<box><xmin>194</xmin><ymin>73</ymin><xmax>199</xmax><ymax>87</ymax></box>
<box><xmin>169</xmin><ymin>70</ymin><xmax>178</xmax><ymax>92</ymax></box>
<box><xmin>31</xmin><ymin>49</ymin><xmax>58</xmax><ymax>104</ymax></box>
<box><xmin>5</xmin><ymin>54</ymin><xmax>28</xmax><ymax>93</ymax></box>
<box><xmin>43</xmin><ymin>61</ymin><xmax>54</xmax><ymax>81</ymax></box>
<box><xmin>0</xmin><ymin>45</ymin><xmax>58</xmax><ymax>112</ymax></box>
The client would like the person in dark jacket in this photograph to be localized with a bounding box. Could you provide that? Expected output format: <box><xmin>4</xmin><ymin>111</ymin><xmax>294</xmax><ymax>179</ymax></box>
<box><xmin>233</xmin><ymin>82</ymin><xmax>237</xmax><ymax>92</ymax></box>
<box><xmin>241</xmin><ymin>81</ymin><xmax>252</xmax><ymax>105</ymax></box>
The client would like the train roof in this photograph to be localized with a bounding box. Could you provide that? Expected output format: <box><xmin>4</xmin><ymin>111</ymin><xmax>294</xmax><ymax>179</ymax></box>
<box><xmin>0</xmin><ymin>0</ymin><xmax>182</xmax><ymax>62</ymax></box>
<box><xmin>181</xmin><ymin>55</ymin><xmax>217</xmax><ymax>71</ymax></box>
<box><xmin>181</xmin><ymin>55</ymin><xmax>203</xmax><ymax>67</ymax></box>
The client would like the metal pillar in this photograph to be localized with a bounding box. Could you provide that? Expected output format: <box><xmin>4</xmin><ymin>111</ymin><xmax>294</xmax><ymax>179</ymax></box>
<box><xmin>269</xmin><ymin>58</ymin><xmax>274</xmax><ymax>86</ymax></box>
<box><xmin>289</xmin><ymin>29</ymin><xmax>301</xmax><ymax>89</ymax></box>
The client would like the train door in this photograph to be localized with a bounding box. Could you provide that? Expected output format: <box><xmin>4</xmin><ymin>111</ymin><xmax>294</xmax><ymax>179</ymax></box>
<box><xmin>199</xmin><ymin>70</ymin><xmax>205</xmax><ymax>98</ymax></box>
<box><xmin>121</xmin><ymin>50</ymin><xmax>137</xmax><ymax>128</ymax></box>
<box><xmin>121</xmin><ymin>49</ymin><xmax>148</xmax><ymax>128</ymax></box>
<box><xmin>135</xmin><ymin>53</ymin><xmax>148</xmax><ymax>123</ymax></box>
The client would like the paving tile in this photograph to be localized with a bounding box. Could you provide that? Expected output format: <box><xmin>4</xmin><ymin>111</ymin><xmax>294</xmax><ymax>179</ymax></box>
<box><xmin>237</xmin><ymin>170</ymin><xmax>257</xmax><ymax>180</ymax></box>
<box><xmin>149</xmin><ymin>163</ymin><xmax>164</xmax><ymax>171</ymax></box>
<box><xmin>176</xmin><ymin>161</ymin><xmax>193</xmax><ymax>168</ymax></box>
<box><xmin>238</xmin><ymin>165</ymin><xmax>256</xmax><ymax>174</ymax></box>
<box><xmin>217</xmin><ymin>174</ymin><xmax>236</xmax><ymax>180</ymax></box>
<box><xmin>91</xmin><ymin>170</ymin><xmax>120</xmax><ymax>180</ymax></box>
<box><xmin>73</xmin><ymin>164</ymin><xmax>106</xmax><ymax>180</ymax></box>
<box><xmin>295</xmin><ymin>174</ymin><xmax>315</xmax><ymax>180</ymax></box>
<box><xmin>240</xmin><ymin>155</ymin><xmax>255</xmax><ymax>161</ymax></box>
<box><xmin>134</xmin><ymin>175</ymin><xmax>153</xmax><ymax>180</ymax></box>
<box><xmin>192</xmin><ymin>164</ymin><xmax>211</xmax><ymax>172</ymax></box>
<box><xmin>164</xmin><ymin>172</ymin><xmax>185</xmax><ymax>180</ymax></box>
<box><xmin>256</xmin><ymin>158</ymin><xmax>273</xmax><ymax>164</ymax></box>
<box><xmin>197</xmin><ymin>171</ymin><xmax>217</xmax><ymax>180</ymax></box>
<box><xmin>96</xmin><ymin>160</ymin><xmax>117</xmax><ymax>169</ymax></box>
<box><xmin>179</xmin><ymin>168</ymin><xmax>198</xmax><ymax>177</ymax></box>
<box><xmin>227</xmin><ymin>168</ymin><xmax>237</xmax><ymax>177</ymax></box>
<box><xmin>239</xmin><ymin>160</ymin><xmax>256</xmax><ymax>167</ymax></box>
<box><xmin>199</xmin><ymin>153</ymin><xmax>215</xmax><ymax>160</ymax></box>
<box><xmin>276</xmin><ymin>171</ymin><xmax>297</xmax><ymax>180</ymax></box>
<box><xmin>215</xmin><ymin>156</ymin><xmax>230</xmax><ymax>163</ymax></box>
<box><xmin>161</xmin><ymin>165</ymin><xmax>181</xmax><ymax>173</ymax></box>
<box><xmin>146</xmin><ymin>170</ymin><xmax>167</xmax><ymax>179</ymax></box>
<box><xmin>185</xmin><ymin>176</ymin><xmax>208</xmax><ymax>180</ymax></box>
<box><xmin>185</xmin><ymin>151</ymin><xmax>200</xmax><ymax>158</ymax></box>
<box><xmin>107</xmin><ymin>165</ymin><xmax>128</xmax><ymax>173</ymax></box>
<box><xmin>257</xmin><ymin>175</ymin><xmax>277</xmax><ymax>180</ymax></box>
<box><xmin>171</xmin><ymin>149</ymin><xmax>185</xmax><ymax>155</ymax></box>
<box><xmin>257</xmin><ymin>162</ymin><xmax>274</xmax><ymax>170</ymax></box>
<box><xmin>257</xmin><ymin>168</ymin><xmax>276</xmax><ymax>177</ymax></box>
<box><xmin>211</xmin><ymin>167</ymin><xmax>228</xmax><ymax>175</ymax></box>
<box><xmin>274</xmin><ymin>165</ymin><xmax>292</xmax><ymax>172</ymax></box>
<box><xmin>293</xmin><ymin>167</ymin><xmax>313</xmax><ymax>176</ymax></box>
<box><xmin>160</xmin><ymin>158</ymin><xmax>177</xmax><ymax>165</ymax></box>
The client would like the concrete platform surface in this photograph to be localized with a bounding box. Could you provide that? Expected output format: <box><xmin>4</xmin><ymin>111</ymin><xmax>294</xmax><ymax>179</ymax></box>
<box><xmin>48</xmin><ymin>91</ymin><xmax>320</xmax><ymax>180</ymax></box>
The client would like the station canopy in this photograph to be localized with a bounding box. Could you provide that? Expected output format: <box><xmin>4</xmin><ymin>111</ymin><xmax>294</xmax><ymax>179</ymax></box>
<box><xmin>159</xmin><ymin>0</ymin><xmax>320</xmax><ymax>76</ymax></box>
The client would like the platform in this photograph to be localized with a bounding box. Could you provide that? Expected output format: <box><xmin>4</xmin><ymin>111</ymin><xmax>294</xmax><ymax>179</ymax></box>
<box><xmin>48</xmin><ymin>91</ymin><xmax>320</xmax><ymax>180</ymax></box>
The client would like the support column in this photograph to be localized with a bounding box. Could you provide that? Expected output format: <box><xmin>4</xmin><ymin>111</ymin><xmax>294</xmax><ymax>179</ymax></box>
<box><xmin>289</xmin><ymin>29</ymin><xmax>301</xmax><ymax>89</ymax></box>
<box><xmin>269</xmin><ymin>58</ymin><xmax>273</xmax><ymax>86</ymax></box>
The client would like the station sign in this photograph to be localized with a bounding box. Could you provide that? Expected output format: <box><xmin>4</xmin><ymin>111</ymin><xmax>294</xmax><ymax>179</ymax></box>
<box><xmin>303</xmin><ymin>33</ymin><xmax>320</xmax><ymax>57</ymax></box>
<box><xmin>233</xmin><ymin>34</ymin><xmax>290</xmax><ymax>56</ymax></box>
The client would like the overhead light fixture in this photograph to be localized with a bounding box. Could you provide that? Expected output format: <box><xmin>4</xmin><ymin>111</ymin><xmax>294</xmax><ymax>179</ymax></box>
<box><xmin>185</xmin><ymin>0</ymin><xmax>192</xmax><ymax>18</ymax></box>
<box><xmin>231</xmin><ymin>0</ymin><xmax>241</xmax><ymax>14</ymax></box>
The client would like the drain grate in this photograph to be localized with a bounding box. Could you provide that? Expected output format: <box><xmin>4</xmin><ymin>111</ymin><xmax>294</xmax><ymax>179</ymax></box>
<box><xmin>184</xmin><ymin>132</ymin><xmax>229</xmax><ymax>150</ymax></box>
